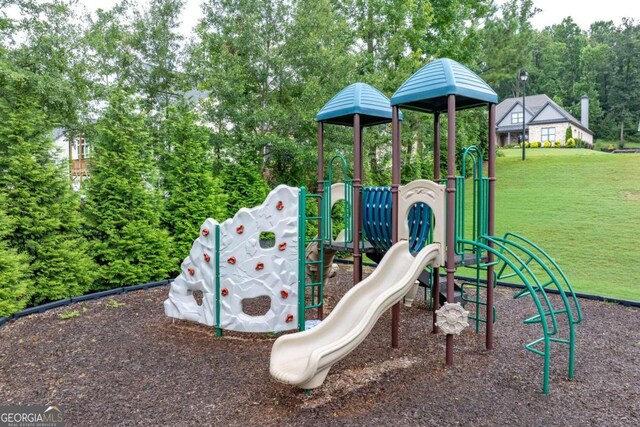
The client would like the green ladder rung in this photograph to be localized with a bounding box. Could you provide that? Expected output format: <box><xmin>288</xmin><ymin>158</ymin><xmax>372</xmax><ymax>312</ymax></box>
<box><xmin>498</xmin><ymin>256</ymin><xmax>534</xmax><ymax>280</ymax></box>
<box><xmin>306</xmin><ymin>238</ymin><xmax>323</xmax><ymax>243</ymax></box>
<box><xmin>305</xmin><ymin>302</ymin><xmax>323</xmax><ymax>309</ymax></box>
<box><xmin>305</xmin><ymin>282</ymin><xmax>322</xmax><ymax>287</ymax></box>
<box><xmin>514</xmin><ymin>279</ymin><xmax>555</xmax><ymax>299</ymax></box>
<box><xmin>524</xmin><ymin>338</ymin><xmax>547</xmax><ymax>357</ymax></box>
<box><xmin>523</xmin><ymin>309</ymin><xmax>567</xmax><ymax>324</ymax></box>
<box><xmin>465</xmin><ymin>307</ymin><xmax>497</xmax><ymax>322</ymax></box>
<box><xmin>467</xmin><ymin>315</ymin><xmax>488</xmax><ymax>323</ymax></box>
<box><xmin>306</xmin><ymin>260</ymin><xmax>323</xmax><ymax>265</ymax></box>
<box><xmin>306</xmin><ymin>216</ymin><xmax>322</xmax><ymax>220</ymax></box>
<box><xmin>549</xmin><ymin>337</ymin><xmax>571</xmax><ymax>345</ymax></box>
<box><xmin>461</xmin><ymin>282</ymin><xmax>488</xmax><ymax>289</ymax></box>
<box><xmin>461</xmin><ymin>298</ymin><xmax>487</xmax><ymax>306</ymax></box>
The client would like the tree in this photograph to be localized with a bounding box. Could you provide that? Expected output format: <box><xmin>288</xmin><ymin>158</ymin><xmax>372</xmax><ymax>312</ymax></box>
<box><xmin>84</xmin><ymin>89</ymin><xmax>176</xmax><ymax>288</ymax></box>
<box><xmin>222</xmin><ymin>157</ymin><xmax>271</xmax><ymax>215</ymax></box>
<box><xmin>607</xmin><ymin>19</ymin><xmax>640</xmax><ymax>143</ymax></box>
<box><xmin>4</xmin><ymin>0</ymin><xmax>92</xmax><ymax>129</ymax></box>
<box><xmin>160</xmin><ymin>101</ymin><xmax>227</xmax><ymax>258</ymax></box>
<box><xmin>479</xmin><ymin>0</ymin><xmax>540</xmax><ymax>98</ymax></box>
<box><xmin>0</xmin><ymin>97</ymin><xmax>97</xmax><ymax>304</ymax></box>
<box><xmin>0</xmin><ymin>195</ymin><xmax>32</xmax><ymax>316</ymax></box>
<box><xmin>132</xmin><ymin>0</ymin><xmax>186</xmax><ymax>115</ymax></box>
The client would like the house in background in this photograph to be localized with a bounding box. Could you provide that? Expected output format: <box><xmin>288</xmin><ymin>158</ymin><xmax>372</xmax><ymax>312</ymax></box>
<box><xmin>495</xmin><ymin>94</ymin><xmax>593</xmax><ymax>146</ymax></box>
<box><xmin>53</xmin><ymin>129</ymin><xmax>90</xmax><ymax>191</ymax></box>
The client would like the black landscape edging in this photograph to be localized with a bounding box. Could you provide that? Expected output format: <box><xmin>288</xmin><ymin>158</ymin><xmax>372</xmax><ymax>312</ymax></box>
<box><xmin>334</xmin><ymin>258</ymin><xmax>640</xmax><ymax>308</ymax></box>
<box><xmin>2</xmin><ymin>279</ymin><xmax>173</xmax><ymax>327</ymax></box>
<box><xmin>12</xmin><ymin>299</ymin><xmax>73</xmax><ymax>319</ymax></box>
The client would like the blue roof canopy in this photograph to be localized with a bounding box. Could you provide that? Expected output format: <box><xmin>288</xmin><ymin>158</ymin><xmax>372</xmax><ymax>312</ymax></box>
<box><xmin>316</xmin><ymin>83</ymin><xmax>402</xmax><ymax>127</ymax></box>
<box><xmin>391</xmin><ymin>58</ymin><xmax>498</xmax><ymax>113</ymax></box>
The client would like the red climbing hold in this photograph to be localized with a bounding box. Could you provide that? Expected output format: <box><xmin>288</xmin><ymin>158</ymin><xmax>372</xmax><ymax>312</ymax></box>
<box><xmin>201</xmin><ymin>228</ymin><xmax>209</xmax><ymax>236</ymax></box>
<box><xmin>278</xmin><ymin>242</ymin><xmax>287</xmax><ymax>251</ymax></box>
<box><xmin>276</xmin><ymin>201</ymin><xmax>284</xmax><ymax>211</ymax></box>
<box><xmin>187</xmin><ymin>268</ymin><xmax>195</xmax><ymax>276</ymax></box>
<box><xmin>236</xmin><ymin>225</ymin><xmax>244</xmax><ymax>234</ymax></box>
<box><xmin>280</xmin><ymin>290</ymin><xmax>289</xmax><ymax>299</ymax></box>
<box><xmin>285</xmin><ymin>314</ymin><xmax>294</xmax><ymax>323</ymax></box>
<box><xmin>256</xmin><ymin>262</ymin><xmax>264</xmax><ymax>271</ymax></box>
<box><xmin>227</xmin><ymin>257</ymin><xmax>236</xmax><ymax>265</ymax></box>
<box><xmin>203</xmin><ymin>253</ymin><xmax>211</xmax><ymax>263</ymax></box>
<box><xmin>221</xmin><ymin>288</ymin><xmax>229</xmax><ymax>297</ymax></box>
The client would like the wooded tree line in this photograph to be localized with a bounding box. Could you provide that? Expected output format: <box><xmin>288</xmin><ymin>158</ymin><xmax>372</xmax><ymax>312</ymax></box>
<box><xmin>1</xmin><ymin>0</ymin><xmax>638</xmax><ymax>315</ymax></box>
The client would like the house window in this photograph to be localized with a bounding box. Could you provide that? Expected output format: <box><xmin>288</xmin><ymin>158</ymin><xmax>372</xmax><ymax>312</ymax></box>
<box><xmin>541</xmin><ymin>127</ymin><xmax>556</xmax><ymax>142</ymax></box>
<box><xmin>511</xmin><ymin>112</ymin><xmax>524</xmax><ymax>124</ymax></box>
<box><xmin>80</xmin><ymin>138</ymin><xmax>90</xmax><ymax>159</ymax></box>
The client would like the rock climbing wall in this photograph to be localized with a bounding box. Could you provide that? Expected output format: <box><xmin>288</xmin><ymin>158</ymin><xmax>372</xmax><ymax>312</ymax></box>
<box><xmin>164</xmin><ymin>185</ymin><xmax>300</xmax><ymax>333</ymax></box>
<box><xmin>164</xmin><ymin>218</ymin><xmax>219</xmax><ymax>326</ymax></box>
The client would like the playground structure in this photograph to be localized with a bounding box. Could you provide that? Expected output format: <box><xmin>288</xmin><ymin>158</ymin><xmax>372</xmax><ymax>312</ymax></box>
<box><xmin>165</xmin><ymin>58</ymin><xmax>583</xmax><ymax>394</ymax></box>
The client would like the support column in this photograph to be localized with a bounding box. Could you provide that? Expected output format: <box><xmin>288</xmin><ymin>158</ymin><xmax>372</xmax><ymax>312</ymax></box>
<box><xmin>353</xmin><ymin>115</ymin><xmax>363</xmax><ymax>285</ymax></box>
<box><xmin>432</xmin><ymin>112</ymin><xmax>441</xmax><ymax>334</ymax></box>
<box><xmin>317</xmin><ymin>122</ymin><xmax>324</xmax><ymax>320</ymax></box>
<box><xmin>391</xmin><ymin>106</ymin><xmax>401</xmax><ymax>349</ymax></box>
<box><xmin>318</xmin><ymin>122</ymin><xmax>324</xmax><ymax>195</ymax></box>
<box><xmin>486</xmin><ymin>104</ymin><xmax>496</xmax><ymax>349</ymax></box>
<box><xmin>445</xmin><ymin>95</ymin><xmax>456</xmax><ymax>366</ymax></box>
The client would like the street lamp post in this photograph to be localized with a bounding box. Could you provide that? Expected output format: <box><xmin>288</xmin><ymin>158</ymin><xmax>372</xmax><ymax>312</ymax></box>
<box><xmin>520</xmin><ymin>70</ymin><xmax>528</xmax><ymax>161</ymax></box>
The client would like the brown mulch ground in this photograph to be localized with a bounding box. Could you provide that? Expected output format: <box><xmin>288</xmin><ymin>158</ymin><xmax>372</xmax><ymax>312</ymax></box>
<box><xmin>1</xmin><ymin>266</ymin><xmax>639</xmax><ymax>427</ymax></box>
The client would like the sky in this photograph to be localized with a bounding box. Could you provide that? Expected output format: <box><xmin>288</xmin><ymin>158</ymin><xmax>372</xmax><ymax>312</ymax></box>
<box><xmin>498</xmin><ymin>0</ymin><xmax>640</xmax><ymax>30</ymax></box>
<box><xmin>4</xmin><ymin>0</ymin><xmax>640</xmax><ymax>36</ymax></box>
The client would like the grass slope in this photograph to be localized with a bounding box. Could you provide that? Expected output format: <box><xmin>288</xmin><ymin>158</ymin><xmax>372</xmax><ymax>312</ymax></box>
<box><xmin>489</xmin><ymin>148</ymin><xmax>640</xmax><ymax>300</ymax></box>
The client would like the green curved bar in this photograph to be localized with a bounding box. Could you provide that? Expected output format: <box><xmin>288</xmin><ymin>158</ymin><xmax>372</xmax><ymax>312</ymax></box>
<box><xmin>468</xmin><ymin>238</ymin><xmax>560</xmax><ymax>336</ymax></box>
<box><xmin>455</xmin><ymin>146</ymin><xmax>487</xmax><ymax>256</ymax></box>
<box><xmin>483</xmin><ymin>235</ymin><xmax>579</xmax><ymax>379</ymax></box>
<box><xmin>324</xmin><ymin>154</ymin><xmax>353</xmax><ymax>248</ymax></box>
<box><xmin>458</xmin><ymin>238</ymin><xmax>552</xmax><ymax>394</ymax></box>
<box><xmin>503</xmin><ymin>232</ymin><xmax>583</xmax><ymax>324</ymax></box>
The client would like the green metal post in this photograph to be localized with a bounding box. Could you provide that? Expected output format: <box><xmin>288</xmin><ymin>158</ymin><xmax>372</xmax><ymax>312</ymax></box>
<box><xmin>298</xmin><ymin>187</ymin><xmax>307</xmax><ymax>331</ymax></box>
<box><xmin>215</xmin><ymin>224</ymin><xmax>222</xmax><ymax>337</ymax></box>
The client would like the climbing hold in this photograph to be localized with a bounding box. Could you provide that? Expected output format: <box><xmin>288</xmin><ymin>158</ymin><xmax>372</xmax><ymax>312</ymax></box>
<box><xmin>280</xmin><ymin>290</ymin><xmax>289</xmax><ymax>299</ymax></box>
<box><xmin>221</xmin><ymin>288</ymin><xmax>229</xmax><ymax>297</ymax></box>
<box><xmin>256</xmin><ymin>262</ymin><xmax>264</xmax><ymax>271</ymax></box>
<box><xmin>187</xmin><ymin>268</ymin><xmax>195</xmax><ymax>276</ymax></box>
<box><xmin>276</xmin><ymin>201</ymin><xmax>284</xmax><ymax>211</ymax></box>
<box><xmin>285</xmin><ymin>314</ymin><xmax>294</xmax><ymax>323</ymax></box>
<box><xmin>435</xmin><ymin>303</ymin><xmax>469</xmax><ymax>335</ymax></box>
<box><xmin>278</xmin><ymin>242</ymin><xmax>287</xmax><ymax>251</ymax></box>
<box><xmin>203</xmin><ymin>253</ymin><xmax>211</xmax><ymax>263</ymax></box>
<box><xmin>236</xmin><ymin>225</ymin><xmax>244</xmax><ymax>234</ymax></box>
<box><xmin>201</xmin><ymin>228</ymin><xmax>209</xmax><ymax>236</ymax></box>
<box><xmin>227</xmin><ymin>257</ymin><xmax>236</xmax><ymax>265</ymax></box>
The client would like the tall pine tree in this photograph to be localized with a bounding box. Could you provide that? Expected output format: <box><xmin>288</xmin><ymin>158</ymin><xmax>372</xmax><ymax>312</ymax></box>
<box><xmin>84</xmin><ymin>89</ymin><xmax>176</xmax><ymax>288</ymax></box>
<box><xmin>0</xmin><ymin>195</ymin><xmax>32</xmax><ymax>316</ymax></box>
<box><xmin>0</xmin><ymin>97</ymin><xmax>97</xmax><ymax>305</ymax></box>
<box><xmin>160</xmin><ymin>101</ymin><xmax>227</xmax><ymax>259</ymax></box>
<box><xmin>221</xmin><ymin>157</ymin><xmax>270</xmax><ymax>215</ymax></box>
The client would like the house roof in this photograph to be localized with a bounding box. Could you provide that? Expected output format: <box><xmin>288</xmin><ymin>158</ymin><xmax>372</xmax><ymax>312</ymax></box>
<box><xmin>496</xmin><ymin>94</ymin><xmax>593</xmax><ymax>135</ymax></box>
<box><xmin>316</xmin><ymin>82</ymin><xmax>402</xmax><ymax>127</ymax></box>
<box><xmin>390</xmin><ymin>58</ymin><xmax>498</xmax><ymax>112</ymax></box>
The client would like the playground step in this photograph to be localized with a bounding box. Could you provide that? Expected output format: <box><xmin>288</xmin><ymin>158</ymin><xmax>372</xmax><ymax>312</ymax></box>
<box><xmin>365</xmin><ymin>248</ymin><xmax>487</xmax><ymax>268</ymax></box>
<box><xmin>416</xmin><ymin>271</ymin><xmax>463</xmax><ymax>305</ymax></box>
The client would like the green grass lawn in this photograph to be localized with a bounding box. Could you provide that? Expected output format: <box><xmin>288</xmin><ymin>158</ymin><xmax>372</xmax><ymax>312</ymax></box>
<box><xmin>485</xmin><ymin>148</ymin><xmax>640</xmax><ymax>301</ymax></box>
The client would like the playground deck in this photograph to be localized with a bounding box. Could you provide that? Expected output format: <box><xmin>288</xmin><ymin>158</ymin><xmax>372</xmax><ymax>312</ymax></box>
<box><xmin>1</xmin><ymin>266</ymin><xmax>638</xmax><ymax>426</ymax></box>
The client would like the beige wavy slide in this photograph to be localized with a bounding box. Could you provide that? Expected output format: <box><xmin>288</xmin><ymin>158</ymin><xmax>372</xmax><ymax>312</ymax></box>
<box><xmin>270</xmin><ymin>241</ymin><xmax>441</xmax><ymax>389</ymax></box>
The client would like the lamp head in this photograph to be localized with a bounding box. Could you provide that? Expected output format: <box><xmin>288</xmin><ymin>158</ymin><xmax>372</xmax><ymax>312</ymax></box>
<box><xmin>519</xmin><ymin>70</ymin><xmax>529</xmax><ymax>81</ymax></box>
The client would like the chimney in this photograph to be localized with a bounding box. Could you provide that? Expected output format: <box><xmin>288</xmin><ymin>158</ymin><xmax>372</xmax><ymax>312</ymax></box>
<box><xmin>581</xmin><ymin>95</ymin><xmax>589</xmax><ymax>129</ymax></box>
